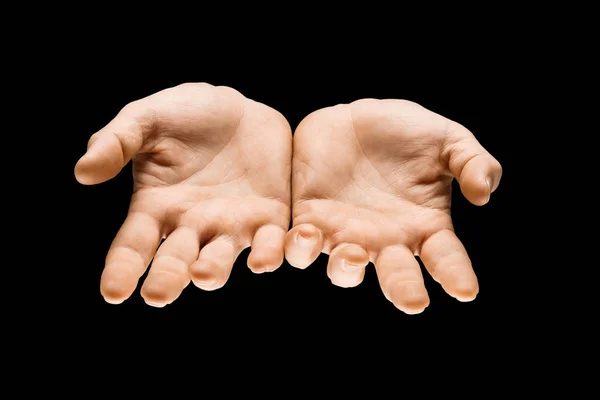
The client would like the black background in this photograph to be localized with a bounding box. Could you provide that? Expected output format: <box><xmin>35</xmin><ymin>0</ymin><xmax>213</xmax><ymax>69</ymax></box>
<box><xmin>64</xmin><ymin>54</ymin><xmax>515</xmax><ymax>348</ymax></box>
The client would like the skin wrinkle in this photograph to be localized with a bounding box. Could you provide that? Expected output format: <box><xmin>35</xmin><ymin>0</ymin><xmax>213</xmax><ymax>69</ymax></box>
<box><xmin>129</xmin><ymin>106</ymin><xmax>159</xmax><ymax>155</ymax></box>
<box><xmin>443</xmin><ymin>121</ymin><xmax>477</xmax><ymax>166</ymax></box>
<box><xmin>170</xmin><ymin>118</ymin><xmax>243</xmax><ymax>188</ymax></box>
<box><xmin>135</xmin><ymin>139</ymin><xmax>205</xmax><ymax>188</ymax></box>
<box><xmin>281</xmin><ymin>98</ymin><xmax>499</xmax><ymax>311</ymax></box>
<box><xmin>104</xmin><ymin>131</ymin><xmax>127</xmax><ymax>171</ymax></box>
<box><xmin>243</xmin><ymin>112</ymin><xmax>291</xmax><ymax>204</ymax></box>
<box><xmin>83</xmin><ymin>84</ymin><xmax>292</xmax><ymax>306</ymax></box>
<box><xmin>152</xmin><ymin>255</ymin><xmax>188</xmax><ymax>273</ymax></box>
<box><xmin>109</xmin><ymin>245</ymin><xmax>147</xmax><ymax>266</ymax></box>
<box><xmin>138</xmin><ymin>86</ymin><xmax>246</xmax><ymax>189</ymax></box>
<box><xmin>353</xmin><ymin>114</ymin><xmax>443</xmax><ymax>210</ymax></box>
<box><xmin>183</xmin><ymin>196</ymin><xmax>287</xmax><ymax>248</ymax></box>
<box><xmin>77</xmin><ymin>86</ymin><xmax>500</xmax><ymax>312</ymax></box>
<box><xmin>349</xmin><ymin>103</ymin><xmax>405</xmax><ymax>200</ymax></box>
<box><xmin>124</xmin><ymin>210</ymin><xmax>164</xmax><ymax>235</ymax></box>
<box><xmin>293</xmin><ymin>153</ymin><xmax>340</xmax><ymax>203</ymax></box>
<box><xmin>417</xmin><ymin>227</ymin><xmax>456</xmax><ymax>259</ymax></box>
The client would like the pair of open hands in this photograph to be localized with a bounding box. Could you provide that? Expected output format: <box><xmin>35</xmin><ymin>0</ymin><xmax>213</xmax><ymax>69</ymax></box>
<box><xmin>75</xmin><ymin>83</ymin><xmax>502</xmax><ymax>314</ymax></box>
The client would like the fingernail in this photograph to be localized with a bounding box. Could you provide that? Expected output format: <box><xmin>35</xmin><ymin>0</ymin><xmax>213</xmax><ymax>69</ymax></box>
<box><xmin>103</xmin><ymin>297</ymin><xmax>124</xmax><ymax>305</ymax></box>
<box><xmin>253</xmin><ymin>266</ymin><xmax>267</xmax><ymax>274</ymax></box>
<box><xmin>295</xmin><ymin>231</ymin><xmax>315</xmax><ymax>247</ymax></box>
<box><xmin>192</xmin><ymin>278</ymin><xmax>214</xmax><ymax>287</ymax></box>
<box><xmin>145</xmin><ymin>301</ymin><xmax>167</xmax><ymax>308</ymax></box>
<box><xmin>341</xmin><ymin>259</ymin><xmax>362</xmax><ymax>273</ymax></box>
<box><xmin>485</xmin><ymin>177</ymin><xmax>492</xmax><ymax>203</ymax></box>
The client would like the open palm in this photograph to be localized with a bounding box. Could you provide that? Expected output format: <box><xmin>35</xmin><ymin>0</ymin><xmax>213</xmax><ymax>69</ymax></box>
<box><xmin>285</xmin><ymin>99</ymin><xmax>502</xmax><ymax>314</ymax></box>
<box><xmin>75</xmin><ymin>83</ymin><xmax>291</xmax><ymax>307</ymax></box>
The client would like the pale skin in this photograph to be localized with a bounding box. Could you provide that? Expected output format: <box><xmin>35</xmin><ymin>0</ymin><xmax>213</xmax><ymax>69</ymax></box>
<box><xmin>75</xmin><ymin>83</ymin><xmax>502</xmax><ymax>314</ymax></box>
<box><xmin>75</xmin><ymin>83</ymin><xmax>292</xmax><ymax>307</ymax></box>
<box><xmin>285</xmin><ymin>99</ymin><xmax>502</xmax><ymax>314</ymax></box>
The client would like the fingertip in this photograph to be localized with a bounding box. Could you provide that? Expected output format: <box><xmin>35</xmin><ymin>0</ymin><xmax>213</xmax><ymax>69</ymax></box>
<box><xmin>191</xmin><ymin>279</ymin><xmax>225</xmax><ymax>291</ymax></box>
<box><xmin>327</xmin><ymin>243</ymin><xmax>369</xmax><ymax>288</ymax></box>
<box><xmin>460</xmin><ymin>179</ymin><xmax>490</xmax><ymax>206</ymax></box>
<box><xmin>328</xmin><ymin>268</ymin><xmax>365</xmax><ymax>288</ymax></box>
<box><xmin>489</xmin><ymin>155</ymin><xmax>503</xmax><ymax>188</ymax></box>
<box><xmin>74</xmin><ymin>154</ymin><xmax>119</xmax><ymax>185</ymax></box>
<box><xmin>283</xmin><ymin>224</ymin><xmax>323</xmax><ymax>269</ymax></box>
<box><xmin>76</xmin><ymin>134</ymin><xmax>125</xmax><ymax>185</ymax></box>
<box><xmin>100</xmin><ymin>284</ymin><xmax>131</xmax><ymax>305</ymax></box>
<box><xmin>458</xmin><ymin>154</ymin><xmax>503</xmax><ymax>206</ymax></box>
<box><xmin>102</xmin><ymin>296</ymin><xmax>125</xmax><ymax>305</ymax></box>
<box><xmin>189</xmin><ymin>263</ymin><xmax>215</xmax><ymax>286</ymax></box>
<box><xmin>100</xmin><ymin>268</ymin><xmax>138</xmax><ymax>305</ymax></box>
<box><xmin>390</xmin><ymin>284</ymin><xmax>430</xmax><ymax>315</ymax></box>
<box><xmin>398</xmin><ymin>304</ymin><xmax>428</xmax><ymax>315</ymax></box>
<box><xmin>140</xmin><ymin>282</ymin><xmax>173</xmax><ymax>308</ymax></box>
<box><xmin>459</xmin><ymin>169</ymin><xmax>491</xmax><ymax>206</ymax></box>
<box><xmin>189</xmin><ymin>262</ymin><xmax>226</xmax><ymax>291</ymax></box>
<box><xmin>190</xmin><ymin>239</ymin><xmax>237</xmax><ymax>291</ymax></box>
<box><xmin>247</xmin><ymin>248</ymin><xmax>284</xmax><ymax>273</ymax></box>
<box><xmin>450</xmin><ymin>284</ymin><xmax>479</xmax><ymax>302</ymax></box>
<box><xmin>455</xmin><ymin>294</ymin><xmax>478</xmax><ymax>302</ymax></box>
<box><xmin>333</xmin><ymin>244</ymin><xmax>370</xmax><ymax>267</ymax></box>
<box><xmin>248</xmin><ymin>225</ymin><xmax>286</xmax><ymax>273</ymax></box>
<box><xmin>441</xmin><ymin>274</ymin><xmax>479</xmax><ymax>302</ymax></box>
<box><xmin>74</xmin><ymin>155</ymin><xmax>101</xmax><ymax>185</ymax></box>
<box><xmin>144</xmin><ymin>300</ymin><xmax>168</xmax><ymax>308</ymax></box>
<box><xmin>485</xmin><ymin>159</ymin><xmax>502</xmax><ymax>198</ymax></box>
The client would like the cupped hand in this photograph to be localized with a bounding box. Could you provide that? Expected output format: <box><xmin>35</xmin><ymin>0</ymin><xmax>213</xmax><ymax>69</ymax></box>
<box><xmin>286</xmin><ymin>99</ymin><xmax>502</xmax><ymax>314</ymax></box>
<box><xmin>75</xmin><ymin>83</ymin><xmax>292</xmax><ymax>307</ymax></box>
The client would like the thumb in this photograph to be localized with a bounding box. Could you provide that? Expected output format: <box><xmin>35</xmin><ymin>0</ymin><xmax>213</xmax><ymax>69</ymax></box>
<box><xmin>74</xmin><ymin>101</ymin><xmax>154</xmax><ymax>185</ymax></box>
<box><xmin>444</xmin><ymin>122</ymin><xmax>503</xmax><ymax>206</ymax></box>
